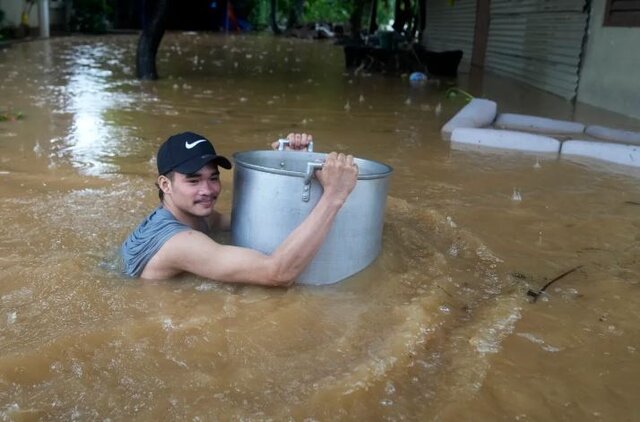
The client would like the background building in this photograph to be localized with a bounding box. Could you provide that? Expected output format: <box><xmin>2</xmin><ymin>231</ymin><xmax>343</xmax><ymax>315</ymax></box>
<box><xmin>424</xmin><ymin>0</ymin><xmax>640</xmax><ymax>119</ymax></box>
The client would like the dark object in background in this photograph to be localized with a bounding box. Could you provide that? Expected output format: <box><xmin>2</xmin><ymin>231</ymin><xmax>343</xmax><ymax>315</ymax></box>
<box><xmin>412</xmin><ymin>44</ymin><xmax>463</xmax><ymax>77</ymax></box>
<box><xmin>71</xmin><ymin>0</ymin><xmax>112</xmax><ymax>33</ymax></box>
<box><xmin>343</xmin><ymin>43</ymin><xmax>463</xmax><ymax>77</ymax></box>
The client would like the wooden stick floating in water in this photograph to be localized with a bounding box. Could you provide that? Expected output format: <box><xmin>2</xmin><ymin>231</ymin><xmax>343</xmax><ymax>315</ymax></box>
<box><xmin>527</xmin><ymin>265</ymin><xmax>583</xmax><ymax>303</ymax></box>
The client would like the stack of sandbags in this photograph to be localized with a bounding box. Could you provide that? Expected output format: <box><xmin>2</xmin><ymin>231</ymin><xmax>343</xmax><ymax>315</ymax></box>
<box><xmin>440</xmin><ymin>99</ymin><xmax>640</xmax><ymax>168</ymax></box>
<box><xmin>442</xmin><ymin>100</ymin><xmax>562</xmax><ymax>154</ymax></box>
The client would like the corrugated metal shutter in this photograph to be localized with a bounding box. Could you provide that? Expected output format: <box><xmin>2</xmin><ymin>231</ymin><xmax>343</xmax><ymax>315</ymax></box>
<box><xmin>425</xmin><ymin>0</ymin><xmax>477</xmax><ymax>70</ymax></box>
<box><xmin>485</xmin><ymin>0</ymin><xmax>589</xmax><ymax>100</ymax></box>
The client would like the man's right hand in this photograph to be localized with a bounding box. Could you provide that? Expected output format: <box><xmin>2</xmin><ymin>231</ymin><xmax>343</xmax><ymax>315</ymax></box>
<box><xmin>315</xmin><ymin>152</ymin><xmax>359</xmax><ymax>205</ymax></box>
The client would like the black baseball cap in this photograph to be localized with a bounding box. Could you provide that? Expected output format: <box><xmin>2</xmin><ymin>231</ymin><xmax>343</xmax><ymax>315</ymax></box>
<box><xmin>157</xmin><ymin>131</ymin><xmax>232</xmax><ymax>175</ymax></box>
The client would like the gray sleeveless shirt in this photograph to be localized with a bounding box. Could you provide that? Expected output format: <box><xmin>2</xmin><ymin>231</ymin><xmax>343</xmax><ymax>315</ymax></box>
<box><xmin>121</xmin><ymin>207</ymin><xmax>191</xmax><ymax>277</ymax></box>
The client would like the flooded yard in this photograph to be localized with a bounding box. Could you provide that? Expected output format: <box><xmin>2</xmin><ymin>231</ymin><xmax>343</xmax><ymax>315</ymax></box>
<box><xmin>1</xmin><ymin>33</ymin><xmax>639</xmax><ymax>420</ymax></box>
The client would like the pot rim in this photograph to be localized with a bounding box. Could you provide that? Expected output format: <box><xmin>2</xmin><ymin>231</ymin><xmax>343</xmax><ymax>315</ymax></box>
<box><xmin>232</xmin><ymin>150</ymin><xmax>393</xmax><ymax>180</ymax></box>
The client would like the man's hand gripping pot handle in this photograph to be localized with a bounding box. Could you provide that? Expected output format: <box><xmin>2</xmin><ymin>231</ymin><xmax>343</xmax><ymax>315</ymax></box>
<box><xmin>315</xmin><ymin>152</ymin><xmax>358</xmax><ymax>207</ymax></box>
<box><xmin>271</xmin><ymin>133</ymin><xmax>313</xmax><ymax>151</ymax></box>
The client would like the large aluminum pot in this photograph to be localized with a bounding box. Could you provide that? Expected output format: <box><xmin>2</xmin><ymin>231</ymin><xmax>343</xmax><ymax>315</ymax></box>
<box><xmin>231</xmin><ymin>149</ymin><xmax>393</xmax><ymax>285</ymax></box>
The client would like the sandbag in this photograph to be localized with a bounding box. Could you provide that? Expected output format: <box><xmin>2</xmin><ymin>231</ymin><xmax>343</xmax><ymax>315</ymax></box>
<box><xmin>585</xmin><ymin>125</ymin><xmax>640</xmax><ymax>144</ymax></box>
<box><xmin>441</xmin><ymin>98</ymin><xmax>497</xmax><ymax>141</ymax></box>
<box><xmin>494</xmin><ymin>113</ymin><xmax>585</xmax><ymax>135</ymax></box>
<box><xmin>560</xmin><ymin>140</ymin><xmax>640</xmax><ymax>168</ymax></box>
<box><xmin>451</xmin><ymin>128</ymin><xmax>561</xmax><ymax>153</ymax></box>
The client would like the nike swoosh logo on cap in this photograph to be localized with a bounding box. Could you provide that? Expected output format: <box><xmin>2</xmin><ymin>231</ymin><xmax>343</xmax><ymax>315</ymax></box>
<box><xmin>185</xmin><ymin>139</ymin><xmax>207</xmax><ymax>149</ymax></box>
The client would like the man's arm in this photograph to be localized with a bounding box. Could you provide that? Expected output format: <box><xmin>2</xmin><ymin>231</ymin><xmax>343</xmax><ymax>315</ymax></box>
<box><xmin>143</xmin><ymin>152</ymin><xmax>357</xmax><ymax>286</ymax></box>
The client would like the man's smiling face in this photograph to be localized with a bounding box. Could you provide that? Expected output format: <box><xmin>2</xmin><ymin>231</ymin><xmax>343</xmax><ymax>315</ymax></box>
<box><xmin>166</xmin><ymin>162</ymin><xmax>221</xmax><ymax>218</ymax></box>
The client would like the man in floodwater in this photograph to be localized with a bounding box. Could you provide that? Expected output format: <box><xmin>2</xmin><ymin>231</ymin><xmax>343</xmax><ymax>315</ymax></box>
<box><xmin>121</xmin><ymin>131</ymin><xmax>358</xmax><ymax>286</ymax></box>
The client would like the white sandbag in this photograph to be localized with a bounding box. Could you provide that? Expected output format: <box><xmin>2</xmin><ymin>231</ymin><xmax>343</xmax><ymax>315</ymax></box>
<box><xmin>585</xmin><ymin>125</ymin><xmax>640</xmax><ymax>144</ymax></box>
<box><xmin>441</xmin><ymin>98</ymin><xmax>497</xmax><ymax>141</ymax></box>
<box><xmin>494</xmin><ymin>113</ymin><xmax>585</xmax><ymax>135</ymax></box>
<box><xmin>560</xmin><ymin>140</ymin><xmax>640</xmax><ymax>168</ymax></box>
<box><xmin>451</xmin><ymin>128</ymin><xmax>561</xmax><ymax>153</ymax></box>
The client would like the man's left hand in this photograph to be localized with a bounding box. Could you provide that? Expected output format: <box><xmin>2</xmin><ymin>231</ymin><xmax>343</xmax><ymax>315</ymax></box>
<box><xmin>271</xmin><ymin>133</ymin><xmax>313</xmax><ymax>151</ymax></box>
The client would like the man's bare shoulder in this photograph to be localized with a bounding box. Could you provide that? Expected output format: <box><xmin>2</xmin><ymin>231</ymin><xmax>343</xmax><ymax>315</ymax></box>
<box><xmin>140</xmin><ymin>230</ymin><xmax>220</xmax><ymax>279</ymax></box>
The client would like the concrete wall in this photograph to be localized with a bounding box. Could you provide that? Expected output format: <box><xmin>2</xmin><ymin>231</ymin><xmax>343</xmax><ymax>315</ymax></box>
<box><xmin>0</xmin><ymin>0</ymin><xmax>39</xmax><ymax>27</ymax></box>
<box><xmin>577</xmin><ymin>0</ymin><xmax>640</xmax><ymax>120</ymax></box>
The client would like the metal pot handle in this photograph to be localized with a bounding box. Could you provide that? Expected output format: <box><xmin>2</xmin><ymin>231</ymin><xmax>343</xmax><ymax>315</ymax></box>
<box><xmin>303</xmin><ymin>161</ymin><xmax>324</xmax><ymax>202</ymax></box>
<box><xmin>277</xmin><ymin>138</ymin><xmax>314</xmax><ymax>152</ymax></box>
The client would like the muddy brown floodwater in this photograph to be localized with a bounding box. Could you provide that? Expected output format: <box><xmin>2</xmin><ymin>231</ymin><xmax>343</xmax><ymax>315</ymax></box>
<box><xmin>1</xmin><ymin>33</ymin><xmax>639</xmax><ymax>420</ymax></box>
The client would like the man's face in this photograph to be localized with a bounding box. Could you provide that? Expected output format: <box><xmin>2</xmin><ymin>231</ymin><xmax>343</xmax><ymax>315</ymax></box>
<box><xmin>166</xmin><ymin>162</ymin><xmax>221</xmax><ymax>217</ymax></box>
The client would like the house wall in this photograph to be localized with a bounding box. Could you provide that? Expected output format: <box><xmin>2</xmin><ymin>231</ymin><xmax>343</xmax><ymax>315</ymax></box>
<box><xmin>0</xmin><ymin>0</ymin><xmax>39</xmax><ymax>27</ymax></box>
<box><xmin>577</xmin><ymin>0</ymin><xmax>640</xmax><ymax>120</ymax></box>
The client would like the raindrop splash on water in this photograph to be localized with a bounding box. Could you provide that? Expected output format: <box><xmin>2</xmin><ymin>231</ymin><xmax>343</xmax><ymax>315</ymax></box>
<box><xmin>512</xmin><ymin>188</ymin><xmax>522</xmax><ymax>201</ymax></box>
<box><xmin>33</xmin><ymin>142</ymin><xmax>43</xmax><ymax>157</ymax></box>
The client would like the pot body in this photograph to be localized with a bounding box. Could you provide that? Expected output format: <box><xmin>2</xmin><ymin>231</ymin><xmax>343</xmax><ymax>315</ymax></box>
<box><xmin>231</xmin><ymin>150</ymin><xmax>393</xmax><ymax>285</ymax></box>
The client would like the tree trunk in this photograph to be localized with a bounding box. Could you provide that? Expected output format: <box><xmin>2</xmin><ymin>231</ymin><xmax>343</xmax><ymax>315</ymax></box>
<box><xmin>270</xmin><ymin>0</ymin><xmax>281</xmax><ymax>34</ymax></box>
<box><xmin>349</xmin><ymin>0</ymin><xmax>367</xmax><ymax>42</ymax></box>
<box><xmin>368</xmin><ymin>0</ymin><xmax>378</xmax><ymax>35</ymax></box>
<box><xmin>407</xmin><ymin>0</ymin><xmax>418</xmax><ymax>40</ymax></box>
<box><xmin>287</xmin><ymin>0</ymin><xmax>305</xmax><ymax>28</ymax></box>
<box><xmin>392</xmin><ymin>0</ymin><xmax>412</xmax><ymax>35</ymax></box>
<box><xmin>392</xmin><ymin>0</ymin><xmax>402</xmax><ymax>33</ymax></box>
<box><xmin>136</xmin><ymin>0</ymin><xmax>170</xmax><ymax>80</ymax></box>
<box><xmin>417</xmin><ymin>0</ymin><xmax>426</xmax><ymax>41</ymax></box>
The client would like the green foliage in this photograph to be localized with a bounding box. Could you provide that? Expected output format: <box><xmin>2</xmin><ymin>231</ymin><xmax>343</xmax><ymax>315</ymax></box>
<box><xmin>70</xmin><ymin>0</ymin><xmax>113</xmax><ymax>33</ymax></box>
<box><xmin>247</xmin><ymin>0</ymin><xmax>270</xmax><ymax>30</ymax></box>
<box><xmin>445</xmin><ymin>87</ymin><xmax>474</xmax><ymax>103</ymax></box>
<box><xmin>304</xmin><ymin>0</ymin><xmax>352</xmax><ymax>23</ymax></box>
<box><xmin>0</xmin><ymin>26</ymin><xmax>14</xmax><ymax>41</ymax></box>
<box><xmin>247</xmin><ymin>0</ymin><xmax>390</xmax><ymax>28</ymax></box>
<box><xmin>246</xmin><ymin>0</ymin><xmax>395</xmax><ymax>32</ymax></box>
<box><xmin>303</xmin><ymin>0</ymin><xmax>394</xmax><ymax>26</ymax></box>
<box><xmin>0</xmin><ymin>110</ymin><xmax>25</xmax><ymax>122</ymax></box>
<box><xmin>0</xmin><ymin>9</ymin><xmax>4</xmax><ymax>41</ymax></box>
<box><xmin>376</xmin><ymin>0</ymin><xmax>395</xmax><ymax>29</ymax></box>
